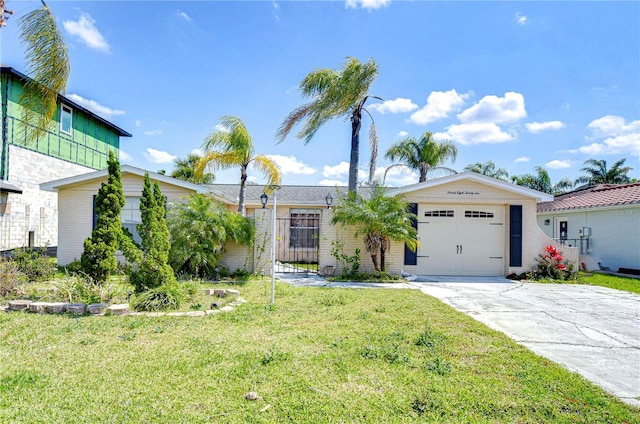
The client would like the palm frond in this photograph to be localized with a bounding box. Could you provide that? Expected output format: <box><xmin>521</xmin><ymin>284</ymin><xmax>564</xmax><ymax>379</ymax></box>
<box><xmin>18</xmin><ymin>4</ymin><xmax>70</xmax><ymax>145</ymax></box>
<box><xmin>194</xmin><ymin>151</ymin><xmax>243</xmax><ymax>178</ymax></box>
<box><xmin>251</xmin><ymin>155</ymin><xmax>282</xmax><ymax>187</ymax></box>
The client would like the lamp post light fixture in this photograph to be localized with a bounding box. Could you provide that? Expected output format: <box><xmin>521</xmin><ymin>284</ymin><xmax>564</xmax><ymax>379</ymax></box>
<box><xmin>260</xmin><ymin>192</ymin><xmax>268</xmax><ymax>209</ymax></box>
<box><xmin>325</xmin><ymin>193</ymin><xmax>333</xmax><ymax>209</ymax></box>
<box><xmin>268</xmin><ymin>184</ymin><xmax>281</xmax><ymax>304</ymax></box>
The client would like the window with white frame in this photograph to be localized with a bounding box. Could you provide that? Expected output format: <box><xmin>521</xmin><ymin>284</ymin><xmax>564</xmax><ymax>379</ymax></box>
<box><xmin>60</xmin><ymin>104</ymin><xmax>72</xmax><ymax>135</ymax></box>
<box><xmin>121</xmin><ymin>197</ymin><xmax>142</xmax><ymax>244</ymax></box>
<box><xmin>289</xmin><ymin>209</ymin><xmax>320</xmax><ymax>249</ymax></box>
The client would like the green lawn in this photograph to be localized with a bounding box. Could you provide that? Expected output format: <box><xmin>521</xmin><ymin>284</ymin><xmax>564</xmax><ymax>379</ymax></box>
<box><xmin>577</xmin><ymin>272</ymin><xmax>640</xmax><ymax>294</ymax></box>
<box><xmin>1</xmin><ymin>280</ymin><xmax>638</xmax><ymax>423</ymax></box>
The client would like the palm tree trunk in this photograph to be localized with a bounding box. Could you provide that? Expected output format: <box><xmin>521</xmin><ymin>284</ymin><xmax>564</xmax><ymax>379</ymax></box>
<box><xmin>238</xmin><ymin>165</ymin><xmax>247</xmax><ymax>216</ymax></box>
<box><xmin>370</xmin><ymin>252</ymin><xmax>380</xmax><ymax>272</ymax></box>
<box><xmin>419</xmin><ymin>163</ymin><xmax>428</xmax><ymax>183</ymax></box>
<box><xmin>380</xmin><ymin>246</ymin><xmax>386</xmax><ymax>272</ymax></box>
<box><xmin>349</xmin><ymin>108</ymin><xmax>362</xmax><ymax>193</ymax></box>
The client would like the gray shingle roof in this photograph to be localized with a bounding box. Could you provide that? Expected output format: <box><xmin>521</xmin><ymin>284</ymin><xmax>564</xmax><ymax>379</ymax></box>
<box><xmin>205</xmin><ymin>184</ymin><xmax>375</xmax><ymax>206</ymax></box>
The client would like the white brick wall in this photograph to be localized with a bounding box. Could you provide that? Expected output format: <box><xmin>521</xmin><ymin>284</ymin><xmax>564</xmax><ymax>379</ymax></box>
<box><xmin>1</xmin><ymin>145</ymin><xmax>92</xmax><ymax>251</ymax></box>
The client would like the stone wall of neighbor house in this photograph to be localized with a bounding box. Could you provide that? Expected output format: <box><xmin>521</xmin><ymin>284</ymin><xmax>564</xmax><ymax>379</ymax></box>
<box><xmin>0</xmin><ymin>145</ymin><xmax>92</xmax><ymax>251</ymax></box>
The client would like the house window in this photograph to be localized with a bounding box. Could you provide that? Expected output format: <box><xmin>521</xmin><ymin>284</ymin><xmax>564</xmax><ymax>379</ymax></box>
<box><xmin>60</xmin><ymin>105</ymin><xmax>72</xmax><ymax>135</ymax></box>
<box><xmin>464</xmin><ymin>210</ymin><xmax>494</xmax><ymax>218</ymax></box>
<box><xmin>424</xmin><ymin>210</ymin><xmax>454</xmax><ymax>217</ymax></box>
<box><xmin>121</xmin><ymin>197</ymin><xmax>142</xmax><ymax>244</ymax></box>
<box><xmin>290</xmin><ymin>209</ymin><xmax>320</xmax><ymax>249</ymax></box>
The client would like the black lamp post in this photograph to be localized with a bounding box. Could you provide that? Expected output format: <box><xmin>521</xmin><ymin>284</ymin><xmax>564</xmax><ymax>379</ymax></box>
<box><xmin>260</xmin><ymin>193</ymin><xmax>268</xmax><ymax>209</ymax></box>
<box><xmin>325</xmin><ymin>193</ymin><xmax>333</xmax><ymax>209</ymax></box>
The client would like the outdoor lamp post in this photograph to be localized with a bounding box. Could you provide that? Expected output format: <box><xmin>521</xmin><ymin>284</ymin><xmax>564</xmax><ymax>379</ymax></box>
<box><xmin>325</xmin><ymin>193</ymin><xmax>333</xmax><ymax>209</ymax></box>
<box><xmin>268</xmin><ymin>184</ymin><xmax>281</xmax><ymax>303</ymax></box>
<box><xmin>260</xmin><ymin>192</ymin><xmax>268</xmax><ymax>209</ymax></box>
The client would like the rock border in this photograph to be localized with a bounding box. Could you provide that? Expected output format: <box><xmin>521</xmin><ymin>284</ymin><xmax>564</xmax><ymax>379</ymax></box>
<box><xmin>1</xmin><ymin>288</ymin><xmax>245</xmax><ymax>317</ymax></box>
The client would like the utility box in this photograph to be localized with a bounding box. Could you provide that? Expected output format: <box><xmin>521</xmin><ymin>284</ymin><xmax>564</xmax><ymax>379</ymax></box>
<box><xmin>579</xmin><ymin>227</ymin><xmax>592</xmax><ymax>237</ymax></box>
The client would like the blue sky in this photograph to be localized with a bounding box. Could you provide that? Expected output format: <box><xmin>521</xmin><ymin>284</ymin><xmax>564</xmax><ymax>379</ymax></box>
<box><xmin>2</xmin><ymin>0</ymin><xmax>639</xmax><ymax>186</ymax></box>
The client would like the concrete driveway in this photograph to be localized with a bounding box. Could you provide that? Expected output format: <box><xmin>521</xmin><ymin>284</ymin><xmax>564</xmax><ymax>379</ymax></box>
<box><xmin>411</xmin><ymin>277</ymin><xmax>640</xmax><ymax>407</ymax></box>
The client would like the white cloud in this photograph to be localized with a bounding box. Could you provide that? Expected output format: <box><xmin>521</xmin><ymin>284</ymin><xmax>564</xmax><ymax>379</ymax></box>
<box><xmin>135</xmin><ymin>120</ymin><xmax>142</xmax><ymax>128</ymax></box>
<box><xmin>345</xmin><ymin>0</ymin><xmax>391</xmax><ymax>11</ymax></box>
<box><xmin>545</xmin><ymin>160</ymin><xmax>571</xmax><ymax>170</ymax></box>
<box><xmin>144</xmin><ymin>148</ymin><xmax>176</xmax><ymax>164</ymax></box>
<box><xmin>176</xmin><ymin>10</ymin><xmax>192</xmax><ymax>22</ymax></box>
<box><xmin>119</xmin><ymin>150</ymin><xmax>132</xmax><ymax>162</ymax></box>
<box><xmin>63</xmin><ymin>12</ymin><xmax>110</xmax><ymax>53</ymax></box>
<box><xmin>525</xmin><ymin>120</ymin><xmax>566</xmax><ymax>133</ymax></box>
<box><xmin>272</xmin><ymin>1</ymin><xmax>280</xmax><ymax>21</ymax></box>
<box><xmin>144</xmin><ymin>129</ymin><xmax>163</xmax><ymax>136</ymax></box>
<box><xmin>397</xmin><ymin>131</ymin><xmax>409</xmax><ymax>137</ymax></box>
<box><xmin>515</xmin><ymin>12</ymin><xmax>528</xmax><ymax>26</ymax></box>
<box><xmin>318</xmin><ymin>179</ymin><xmax>346</xmax><ymax>187</ymax></box>
<box><xmin>67</xmin><ymin>94</ymin><xmax>124</xmax><ymax>119</ymax></box>
<box><xmin>322</xmin><ymin>161</ymin><xmax>366</xmax><ymax>180</ymax></box>
<box><xmin>440</xmin><ymin>123</ymin><xmax>514</xmax><ymax>145</ymax></box>
<box><xmin>514</xmin><ymin>156</ymin><xmax>530</xmax><ymax>163</ymax></box>
<box><xmin>579</xmin><ymin>115</ymin><xmax>640</xmax><ymax>157</ymax></box>
<box><xmin>369</xmin><ymin>98</ymin><xmax>418</xmax><ymax>114</ymax></box>
<box><xmin>376</xmin><ymin>165</ymin><xmax>418</xmax><ymax>186</ymax></box>
<box><xmin>190</xmin><ymin>148</ymin><xmax>204</xmax><ymax>156</ymax></box>
<box><xmin>457</xmin><ymin>92</ymin><xmax>526</xmax><ymax>124</ymax></box>
<box><xmin>409</xmin><ymin>89</ymin><xmax>470</xmax><ymax>125</ymax></box>
<box><xmin>266</xmin><ymin>155</ymin><xmax>316</xmax><ymax>175</ymax></box>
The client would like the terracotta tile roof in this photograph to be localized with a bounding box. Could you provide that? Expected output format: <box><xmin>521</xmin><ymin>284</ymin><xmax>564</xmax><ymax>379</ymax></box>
<box><xmin>537</xmin><ymin>183</ymin><xmax>640</xmax><ymax>213</ymax></box>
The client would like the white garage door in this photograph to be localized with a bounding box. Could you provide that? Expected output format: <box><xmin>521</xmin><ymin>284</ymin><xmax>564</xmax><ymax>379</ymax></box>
<box><xmin>416</xmin><ymin>205</ymin><xmax>505</xmax><ymax>276</ymax></box>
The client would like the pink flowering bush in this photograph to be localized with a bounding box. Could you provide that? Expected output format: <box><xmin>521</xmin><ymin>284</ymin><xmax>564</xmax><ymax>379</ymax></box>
<box><xmin>529</xmin><ymin>245</ymin><xmax>575</xmax><ymax>280</ymax></box>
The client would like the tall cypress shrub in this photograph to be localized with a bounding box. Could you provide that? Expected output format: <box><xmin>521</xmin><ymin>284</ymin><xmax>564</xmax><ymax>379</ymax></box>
<box><xmin>80</xmin><ymin>151</ymin><xmax>125</xmax><ymax>282</ymax></box>
<box><xmin>130</xmin><ymin>173</ymin><xmax>176</xmax><ymax>292</ymax></box>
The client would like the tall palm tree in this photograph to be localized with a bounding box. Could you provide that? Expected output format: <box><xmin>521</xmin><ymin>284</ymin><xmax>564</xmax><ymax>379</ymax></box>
<box><xmin>384</xmin><ymin>132</ymin><xmax>458</xmax><ymax>184</ymax></box>
<box><xmin>277</xmin><ymin>57</ymin><xmax>381</xmax><ymax>192</ymax></box>
<box><xmin>171</xmin><ymin>153</ymin><xmax>214</xmax><ymax>184</ymax></box>
<box><xmin>195</xmin><ymin>116</ymin><xmax>281</xmax><ymax>216</ymax></box>
<box><xmin>511</xmin><ymin>166</ymin><xmax>573</xmax><ymax>195</ymax></box>
<box><xmin>464</xmin><ymin>161</ymin><xmax>509</xmax><ymax>181</ymax></box>
<box><xmin>14</xmin><ymin>1</ymin><xmax>70</xmax><ymax>144</ymax></box>
<box><xmin>575</xmin><ymin>158</ymin><xmax>633</xmax><ymax>186</ymax></box>
<box><xmin>331</xmin><ymin>185</ymin><xmax>418</xmax><ymax>272</ymax></box>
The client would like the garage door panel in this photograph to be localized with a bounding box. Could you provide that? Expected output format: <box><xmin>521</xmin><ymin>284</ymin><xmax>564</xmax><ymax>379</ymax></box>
<box><xmin>416</xmin><ymin>205</ymin><xmax>504</xmax><ymax>276</ymax></box>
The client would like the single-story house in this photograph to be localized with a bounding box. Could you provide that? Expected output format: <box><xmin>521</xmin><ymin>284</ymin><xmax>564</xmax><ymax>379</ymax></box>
<box><xmin>41</xmin><ymin>168</ymin><xmax>575</xmax><ymax>277</ymax></box>
<box><xmin>537</xmin><ymin>183</ymin><xmax>640</xmax><ymax>273</ymax></box>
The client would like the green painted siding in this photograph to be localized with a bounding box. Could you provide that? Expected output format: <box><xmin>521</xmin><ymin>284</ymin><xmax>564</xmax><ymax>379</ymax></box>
<box><xmin>1</xmin><ymin>71</ymin><xmax>121</xmax><ymax>175</ymax></box>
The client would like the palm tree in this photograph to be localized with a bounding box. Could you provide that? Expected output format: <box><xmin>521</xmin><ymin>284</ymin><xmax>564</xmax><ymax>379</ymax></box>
<box><xmin>464</xmin><ymin>161</ymin><xmax>509</xmax><ymax>181</ymax></box>
<box><xmin>14</xmin><ymin>1</ymin><xmax>70</xmax><ymax>145</ymax></box>
<box><xmin>171</xmin><ymin>153</ymin><xmax>214</xmax><ymax>184</ymax></box>
<box><xmin>277</xmin><ymin>57</ymin><xmax>381</xmax><ymax>192</ymax></box>
<box><xmin>331</xmin><ymin>185</ymin><xmax>418</xmax><ymax>272</ymax></box>
<box><xmin>575</xmin><ymin>158</ymin><xmax>633</xmax><ymax>186</ymax></box>
<box><xmin>511</xmin><ymin>166</ymin><xmax>573</xmax><ymax>195</ymax></box>
<box><xmin>195</xmin><ymin>116</ymin><xmax>281</xmax><ymax>216</ymax></box>
<box><xmin>384</xmin><ymin>132</ymin><xmax>458</xmax><ymax>184</ymax></box>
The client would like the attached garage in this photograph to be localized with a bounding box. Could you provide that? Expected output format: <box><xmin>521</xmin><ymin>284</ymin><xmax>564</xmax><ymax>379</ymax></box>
<box><xmin>388</xmin><ymin>172</ymin><xmax>554</xmax><ymax>277</ymax></box>
<box><xmin>417</xmin><ymin>204</ymin><xmax>505</xmax><ymax>276</ymax></box>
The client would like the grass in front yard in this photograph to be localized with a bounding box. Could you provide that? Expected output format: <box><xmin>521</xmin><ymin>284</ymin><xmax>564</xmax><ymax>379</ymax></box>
<box><xmin>534</xmin><ymin>272</ymin><xmax>640</xmax><ymax>294</ymax></box>
<box><xmin>1</xmin><ymin>281</ymin><xmax>638</xmax><ymax>423</ymax></box>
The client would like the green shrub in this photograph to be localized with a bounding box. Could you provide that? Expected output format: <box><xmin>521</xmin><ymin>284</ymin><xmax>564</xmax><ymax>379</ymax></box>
<box><xmin>11</xmin><ymin>248</ymin><xmax>56</xmax><ymax>281</ymax></box>
<box><xmin>529</xmin><ymin>245</ymin><xmax>576</xmax><ymax>281</ymax></box>
<box><xmin>49</xmin><ymin>275</ymin><xmax>129</xmax><ymax>305</ymax></box>
<box><xmin>0</xmin><ymin>258</ymin><xmax>26</xmax><ymax>298</ymax></box>
<box><xmin>130</xmin><ymin>283</ymin><xmax>185</xmax><ymax>311</ymax></box>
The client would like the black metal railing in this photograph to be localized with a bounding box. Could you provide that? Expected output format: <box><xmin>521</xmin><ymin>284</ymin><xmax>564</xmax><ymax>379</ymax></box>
<box><xmin>553</xmin><ymin>238</ymin><xmax>589</xmax><ymax>255</ymax></box>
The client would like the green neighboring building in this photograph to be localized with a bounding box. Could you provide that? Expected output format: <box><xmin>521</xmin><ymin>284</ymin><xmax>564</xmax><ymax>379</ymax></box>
<box><xmin>1</xmin><ymin>65</ymin><xmax>131</xmax><ymax>251</ymax></box>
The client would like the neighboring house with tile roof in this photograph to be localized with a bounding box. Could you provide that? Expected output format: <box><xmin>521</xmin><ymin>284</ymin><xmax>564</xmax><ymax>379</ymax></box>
<box><xmin>537</xmin><ymin>183</ymin><xmax>640</xmax><ymax>273</ymax></box>
<box><xmin>43</xmin><ymin>168</ymin><xmax>574</xmax><ymax>278</ymax></box>
<box><xmin>1</xmin><ymin>65</ymin><xmax>131</xmax><ymax>252</ymax></box>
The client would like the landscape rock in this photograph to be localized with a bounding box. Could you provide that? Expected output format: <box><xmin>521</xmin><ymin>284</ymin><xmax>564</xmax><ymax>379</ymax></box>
<box><xmin>185</xmin><ymin>311</ymin><xmax>206</xmax><ymax>317</ymax></box>
<box><xmin>245</xmin><ymin>392</ymin><xmax>261</xmax><ymax>401</ymax></box>
<box><xmin>0</xmin><ymin>305</ymin><xmax>9</xmax><ymax>313</ymax></box>
<box><xmin>45</xmin><ymin>302</ymin><xmax>67</xmax><ymax>314</ymax></box>
<box><xmin>87</xmin><ymin>303</ymin><xmax>109</xmax><ymax>315</ymax></box>
<box><xmin>65</xmin><ymin>303</ymin><xmax>86</xmax><ymax>314</ymax></box>
<box><xmin>8</xmin><ymin>299</ymin><xmax>32</xmax><ymax>311</ymax></box>
<box><xmin>205</xmin><ymin>309</ymin><xmax>221</xmax><ymax>315</ymax></box>
<box><xmin>167</xmin><ymin>312</ymin><xmax>186</xmax><ymax>317</ymax></box>
<box><xmin>237</xmin><ymin>297</ymin><xmax>248</xmax><ymax>304</ymax></box>
<box><xmin>108</xmin><ymin>304</ymin><xmax>130</xmax><ymax>316</ymax></box>
<box><xmin>202</xmin><ymin>289</ymin><xmax>215</xmax><ymax>296</ymax></box>
<box><xmin>145</xmin><ymin>312</ymin><xmax>166</xmax><ymax>317</ymax></box>
<box><xmin>227</xmin><ymin>289</ymin><xmax>240</xmax><ymax>297</ymax></box>
<box><xmin>214</xmin><ymin>289</ymin><xmax>227</xmax><ymax>298</ymax></box>
<box><xmin>220</xmin><ymin>306</ymin><xmax>234</xmax><ymax>312</ymax></box>
<box><xmin>28</xmin><ymin>302</ymin><xmax>50</xmax><ymax>313</ymax></box>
